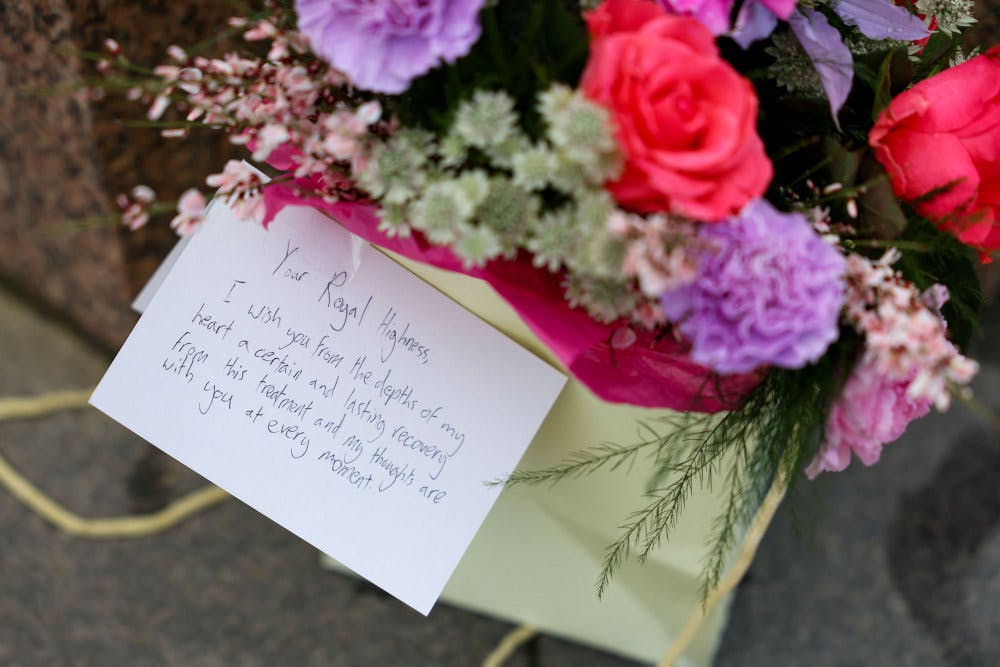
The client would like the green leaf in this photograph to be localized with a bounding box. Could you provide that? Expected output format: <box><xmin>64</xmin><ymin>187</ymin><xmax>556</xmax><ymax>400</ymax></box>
<box><xmin>389</xmin><ymin>1</ymin><xmax>589</xmax><ymax>140</ymax></box>
<box><xmin>856</xmin><ymin>156</ymin><xmax>908</xmax><ymax>239</ymax></box>
<box><xmin>871</xmin><ymin>47</ymin><xmax>911</xmax><ymax>120</ymax></box>
<box><xmin>823</xmin><ymin>137</ymin><xmax>862</xmax><ymax>186</ymax></box>
<box><xmin>895</xmin><ymin>215</ymin><xmax>983</xmax><ymax>352</ymax></box>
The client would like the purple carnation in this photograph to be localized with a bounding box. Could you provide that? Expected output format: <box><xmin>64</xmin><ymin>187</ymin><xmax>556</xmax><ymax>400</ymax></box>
<box><xmin>295</xmin><ymin>0</ymin><xmax>486</xmax><ymax>94</ymax></box>
<box><xmin>661</xmin><ymin>199</ymin><xmax>846</xmax><ymax>374</ymax></box>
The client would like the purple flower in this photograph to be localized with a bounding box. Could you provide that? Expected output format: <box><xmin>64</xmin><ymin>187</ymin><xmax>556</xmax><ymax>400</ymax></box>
<box><xmin>832</xmin><ymin>0</ymin><xmax>929</xmax><ymax>41</ymax></box>
<box><xmin>295</xmin><ymin>0</ymin><xmax>486</xmax><ymax>94</ymax></box>
<box><xmin>731</xmin><ymin>0</ymin><xmax>797</xmax><ymax>47</ymax></box>
<box><xmin>657</xmin><ymin>0</ymin><xmax>794</xmax><ymax>40</ymax></box>
<box><xmin>657</xmin><ymin>0</ymin><xmax>735</xmax><ymax>34</ymax></box>
<box><xmin>789</xmin><ymin>9</ymin><xmax>854</xmax><ymax>125</ymax></box>
<box><xmin>660</xmin><ymin>199</ymin><xmax>846</xmax><ymax>374</ymax></box>
<box><xmin>805</xmin><ymin>359</ymin><xmax>932</xmax><ymax>478</ymax></box>
<box><xmin>787</xmin><ymin>2</ymin><xmax>929</xmax><ymax>122</ymax></box>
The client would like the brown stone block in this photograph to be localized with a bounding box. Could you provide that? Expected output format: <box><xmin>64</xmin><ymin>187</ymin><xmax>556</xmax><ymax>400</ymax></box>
<box><xmin>0</xmin><ymin>0</ymin><xmax>242</xmax><ymax>350</ymax></box>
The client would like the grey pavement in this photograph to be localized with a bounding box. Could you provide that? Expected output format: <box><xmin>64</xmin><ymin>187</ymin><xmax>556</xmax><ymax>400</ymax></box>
<box><xmin>1</xmin><ymin>281</ymin><xmax>998</xmax><ymax>666</ymax></box>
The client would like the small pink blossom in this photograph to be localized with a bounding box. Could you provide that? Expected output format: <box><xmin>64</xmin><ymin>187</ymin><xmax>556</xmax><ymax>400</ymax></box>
<box><xmin>130</xmin><ymin>184</ymin><xmax>155</xmax><ymax>204</ymax></box>
<box><xmin>841</xmin><ymin>251</ymin><xmax>978</xmax><ymax>411</ymax></box>
<box><xmin>207</xmin><ymin>160</ymin><xmax>265</xmax><ymax>225</ymax></box>
<box><xmin>153</xmin><ymin>65</ymin><xmax>181</xmax><ymax>81</ymax></box>
<box><xmin>355</xmin><ymin>100</ymin><xmax>382</xmax><ymax>126</ymax></box>
<box><xmin>147</xmin><ymin>95</ymin><xmax>170</xmax><ymax>120</ymax></box>
<box><xmin>610</xmin><ymin>326</ymin><xmax>638</xmax><ymax>350</ymax></box>
<box><xmin>125</xmin><ymin>6</ymin><xmax>382</xmax><ymax>205</ymax></box>
<box><xmin>116</xmin><ymin>185</ymin><xmax>156</xmax><ymax>230</ymax></box>
<box><xmin>206</xmin><ymin>160</ymin><xmax>261</xmax><ymax>194</ymax></box>
<box><xmin>170</xmin><ymin>188</ymin><xmax>207</xmax><ymax>236</ymax></box>
<box><xmin>167</xmin><ymin>45</ymin><xmax>187</xmax><ymax>62</ymax></box>
<box><xmin>251</xmin><ymin>123</ymin><xmax>291</xmax><ymax>161</ymax></box>
<box><xmin>632</xmin><ymin>301</ymin><xmax>667</xmax><ymax>329</ymax></box>
<box><xmin>610</xmin><ymin>210</ymin><xmax>701</xmax><ymax>297</ymax></box>
<box><xmin>243</xmin><ymin>20</ymin><xmax>277</xmax><ymax>41</ymax></box>
<box><xmin>231</xmin><ymin>194</ymin><xmax>266</xmax><ymax>226</ymax></box>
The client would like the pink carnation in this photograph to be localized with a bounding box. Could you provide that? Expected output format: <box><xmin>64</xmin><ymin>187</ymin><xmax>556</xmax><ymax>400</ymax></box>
<box><xmin>805</xmin><ymin>359</ymin><xmax>932</xmax><ymax>479</ymax></box>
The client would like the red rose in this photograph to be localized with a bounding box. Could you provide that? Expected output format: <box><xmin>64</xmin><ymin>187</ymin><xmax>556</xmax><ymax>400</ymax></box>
<box><xmin>870</xmin><ymin>46</ymin><xmax>1000</xmax><ymax>261</ymax></box>
<box><xmin>580</xmin><ymin>0</ymin><xmax>772</xmax><ymax>221</ymax></box>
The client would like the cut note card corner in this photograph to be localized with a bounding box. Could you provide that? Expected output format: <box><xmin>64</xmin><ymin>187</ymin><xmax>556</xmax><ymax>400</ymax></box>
<box><xmin>91</xmin><ymin>201</ymin><xmax>565</xmax><ymax>614</ymax></box>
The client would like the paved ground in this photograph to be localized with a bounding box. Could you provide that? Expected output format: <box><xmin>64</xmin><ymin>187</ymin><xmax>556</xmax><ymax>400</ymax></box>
<box><xmin>1</xmin><ymin>282</ymin><xmax>998</xmax><ymax>666</ymax></box>
<box><xmin>717</xmin><ymin>300</ymin><xmax>1000</xmax><ymax>666</ymax></box>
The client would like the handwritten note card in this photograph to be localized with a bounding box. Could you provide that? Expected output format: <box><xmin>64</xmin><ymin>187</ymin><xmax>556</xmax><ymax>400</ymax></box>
<box><xmin>91</xmin><ymin>201</ymin><xmax>566</xmax><ymax>614</ymax></box>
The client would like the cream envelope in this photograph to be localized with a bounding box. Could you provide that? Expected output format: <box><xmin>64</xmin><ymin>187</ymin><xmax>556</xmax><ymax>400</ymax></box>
<box><xmin>321</xmin><ymin>252</ymin><xmax>744</xmax><ymax>666</ymax></box>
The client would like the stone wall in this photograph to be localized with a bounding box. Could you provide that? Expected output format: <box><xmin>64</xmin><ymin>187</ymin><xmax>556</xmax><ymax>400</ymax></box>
<box><xmin>0</xmin><ymin>1</ymin><xmax>239</xmax><ymax>350</ymax></box>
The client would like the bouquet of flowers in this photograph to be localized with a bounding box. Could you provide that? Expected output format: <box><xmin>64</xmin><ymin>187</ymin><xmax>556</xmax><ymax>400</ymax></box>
<box><xmin>98</xmin><ymin>0</ymin><xmax>996</xmax><ymax>596</ymax></box>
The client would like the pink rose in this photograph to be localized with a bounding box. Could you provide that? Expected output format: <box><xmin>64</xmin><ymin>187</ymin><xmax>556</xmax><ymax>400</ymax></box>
<box><xmin>581</xmin><ymin>0</ymin><xmax>772</xmax><ymax>221</ymax></box>
<box><xmin>805</xmin><ymin>359</ymin><xmax>932</xmax><ymax>478</ymax></box>
<box><xmin>870</xmin><ymin>46</ymin><xmax>1000</xmax><ymax>261</ymax></box>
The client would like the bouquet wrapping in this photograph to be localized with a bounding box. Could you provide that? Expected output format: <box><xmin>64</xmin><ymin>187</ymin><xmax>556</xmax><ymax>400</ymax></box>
<box><xmin>95</xmin><ymin>0</ymin><xmax>998</xmax><ymax>661</ymax></box>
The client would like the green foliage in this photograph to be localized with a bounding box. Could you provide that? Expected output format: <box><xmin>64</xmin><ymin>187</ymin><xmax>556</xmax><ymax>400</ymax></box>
<box><xmin>389</xmin><ymin>1</ymin><xmax>590</xmax><ymax>140</ymax></box>
<box><xmin>913</xmin><ymin>32</ymin><xmax>962</xmax><ymax>79</ymax></box>
<box><xmin>498</xmin><ymin>334</ymin><xmax>862</xmax><ymax>599</ymax></box>
<box><xmin>894</xmin><ymin>215</ymin><xmax>984</xmax><ymax>352</ymax></box>
<box><xmin>868</xmin><ymin>47</ymin><xmax>913</xmax><ymax>119</ymax></box>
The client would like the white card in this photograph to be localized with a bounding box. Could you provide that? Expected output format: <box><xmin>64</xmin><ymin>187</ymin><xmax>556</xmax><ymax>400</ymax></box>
<box><xmin>91</xmin><ymin>201</ymin><xmax>566</xmax><ymax>614</ymax></box>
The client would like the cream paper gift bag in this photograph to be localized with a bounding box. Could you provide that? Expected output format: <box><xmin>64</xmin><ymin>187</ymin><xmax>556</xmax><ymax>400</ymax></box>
<box><xmin>136</xmin><ymin>228</ymin><xmax>741</xmax><ymax>666</ymax></box>
<box><xmin>320</xmin><ymin>251</ymin><xmax>742</xmax><ymax>667</ymax></box>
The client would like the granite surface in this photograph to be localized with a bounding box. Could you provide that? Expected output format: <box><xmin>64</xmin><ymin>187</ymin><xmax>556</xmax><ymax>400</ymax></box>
<box><xmin>716</xmin><ymin>307</ymin><xmax>1000</xmax><ymax>666</ymax></box>
<box><xmin>0</xmin><ymin>1</ymin><xmax>135</xmax><ymax>349</ymax></box>
<box><xmin>0</xmin><ymin>1</ymin><xmax>239</xmax><ymax>350</ymax></box>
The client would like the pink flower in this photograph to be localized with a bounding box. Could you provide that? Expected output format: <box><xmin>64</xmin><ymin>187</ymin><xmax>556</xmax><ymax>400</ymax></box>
<box><xmin>251</xmin><ymin>124</ymin><xmax>291</xmax><ymax>161</ymax></box>
<box><xmin>116</xmin><ymin>185</ymin><xmax>156</xmax><ymax>231</ymax></box>
<box><xmin>206</xmin><ymin>160</ymin><xmax>261</xmax><ymax>195</ymax></box>
<box><xmin>841</xmin><ymin>251</ymin><xmax>979</xmax><ymax>411</ymax></box>
<box><xmin>610</xmin><ymin>210</ymin><xmax>700</xmax><ymax>296</ymax></box>
<box><xmin>206</xmin><ymin>160</ymin><xmax>265</xmax><ymax>225</ymax></box>
<box><xmin>581</xmin><ymin>0</ymin><xmax>772</xmax><ymax>220</ymax></box>
<box><xmin>806</xmin><ymin>359</ymin><xmax>932</xmax><ymax>478</ymax></box>
<box><xmin>869</xmin><ymin>46</ymin><xmax>1000</xmax><ymax>260</ymax></box>
<box><xmin>170</xmin><ymin>188</ymin><xmax>207</xmax><ymax>236</ymax></box>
